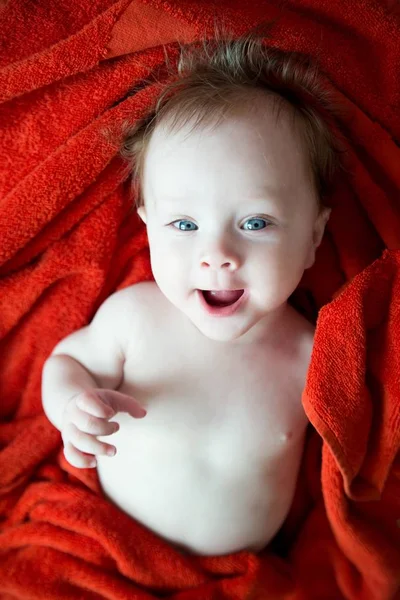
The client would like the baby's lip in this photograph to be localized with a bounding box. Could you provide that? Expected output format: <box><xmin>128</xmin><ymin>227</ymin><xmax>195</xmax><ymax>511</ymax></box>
<box><xmin>198</xmin><ymin>288</ymin><xmax>245</xmax><ymax>292</ymax></box>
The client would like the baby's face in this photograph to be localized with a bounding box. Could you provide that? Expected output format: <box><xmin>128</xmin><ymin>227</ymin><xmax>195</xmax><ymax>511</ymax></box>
<box><xmin>138</xmin><ymin>100</ymin><xmax>330</xmax><ymax>343</ymax></box>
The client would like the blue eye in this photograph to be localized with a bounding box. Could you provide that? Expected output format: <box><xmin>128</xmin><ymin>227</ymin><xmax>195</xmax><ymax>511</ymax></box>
<box><xmin>170</xmin><ymin>217</ymin><xmax>270</xmax><ymax>231</ymax></box>
<box><xmin>171</xmin><ymin>220</ymin><xmax>198</xmax><ymax>231</ymax></box>
<box><xmin>242</xmin><ymin>217</ymin><xmax>268</xmax><ymax>231</ymax></box>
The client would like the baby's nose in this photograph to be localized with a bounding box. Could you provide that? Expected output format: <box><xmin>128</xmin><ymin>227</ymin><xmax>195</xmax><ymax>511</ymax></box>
<box><xmin>200</xmin><ymin>247</ymin><xmax>240</xmax><ymax>270</ymax></box>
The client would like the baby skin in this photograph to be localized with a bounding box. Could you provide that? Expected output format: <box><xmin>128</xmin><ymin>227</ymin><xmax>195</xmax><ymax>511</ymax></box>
<box><xmin>42</xmin><ymin>96</ymin><xmax>330</xmax><ymax>556</ymax></box>
<box><xmin>47</xmin><ymin>282</ymin><xmax>314</xmax><ymax>556</ymax></box>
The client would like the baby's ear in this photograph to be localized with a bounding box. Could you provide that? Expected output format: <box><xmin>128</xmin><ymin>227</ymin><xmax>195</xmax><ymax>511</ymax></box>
<box><xmin>304</xmin><ymin>207</ymin><xmax>331</xmax><ymax>270</ymax></box>
<box><xmin>312</xmin><ymin>207</ymin><xmax>331</xmax><ymax>249</ymax></box>
<box><xmin>137</xmin><ymin>206</ymin><xmax>147</xmax><ymax>224</ymax></box>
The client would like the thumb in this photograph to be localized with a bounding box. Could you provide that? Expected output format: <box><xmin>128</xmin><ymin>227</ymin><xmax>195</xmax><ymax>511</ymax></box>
<box><xmin>94</xmin><ymin>389</ymin><xmax>147</xmax><ymax>419</ymax></box>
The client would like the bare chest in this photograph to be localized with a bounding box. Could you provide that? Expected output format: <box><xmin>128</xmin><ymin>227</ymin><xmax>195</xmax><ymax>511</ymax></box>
<box><xmin>120</xmin><ymin>337</ymin><xmax>308</xmax><ymax>461</ymax></box>
<box><xmin>96</xmin><ymin>310</ymin><xmax>312</xmax><ymax>555</ymax></box>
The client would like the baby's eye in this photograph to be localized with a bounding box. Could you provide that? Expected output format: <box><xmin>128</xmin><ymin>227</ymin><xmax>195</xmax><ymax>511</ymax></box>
<box><xmin>171</xmin><ymin>220</ymin><xmax>198</xmax><ymax>231</ymax></box>
<box><xmin>242</xmin><ymin>217</ymin><xmax>269</xmax><ymax>231</ymax></box>
<box><xmin>169</xmin><ymin>217</ymin><xmax>271</xmax><ymax>231</ymax></box>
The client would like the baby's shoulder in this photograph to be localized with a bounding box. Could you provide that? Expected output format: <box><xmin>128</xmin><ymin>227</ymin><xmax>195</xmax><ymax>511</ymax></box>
<box><xmin>278</xmin><ymin>306</ymin><xmax>315</xmax><ymax>379</ymax></box>
<box><xmin>114</xmin><ymin>281</ymin><xmax>173</xmax><ymax>355</ymax></box>
<box><xmin>291</xmin><ymin>310</ymin><xmax>315</xmax><ymax>382</ymax></box>
<box><xmin>119</xmin><ymin>280</ymin><xmax>158</xmax><ymax>301</ymax></box>
<box><xmin>114</xmin><ymin>280</ymin><xmax>165</xmax><ymax>325</ymax></box>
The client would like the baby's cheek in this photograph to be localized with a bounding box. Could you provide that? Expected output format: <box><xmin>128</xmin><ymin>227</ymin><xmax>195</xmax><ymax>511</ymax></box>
<box><xmin>154</xmin><ymin>248</ymin><xmax>188</xmax><ymax>283</ymax></box>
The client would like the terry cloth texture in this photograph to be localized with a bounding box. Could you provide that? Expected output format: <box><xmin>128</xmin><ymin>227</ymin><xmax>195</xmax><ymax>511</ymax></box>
<box><xmin>0</xmin><ymin>1</ymin><xmax>399</xmax><ymax>599</ymax></box>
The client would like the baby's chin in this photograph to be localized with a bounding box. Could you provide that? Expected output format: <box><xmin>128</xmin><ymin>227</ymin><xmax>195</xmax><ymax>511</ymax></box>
<box><xmin>188</xmin><ymin>315</ymin><xmax>262</xmax><ymax>345</ymax></box>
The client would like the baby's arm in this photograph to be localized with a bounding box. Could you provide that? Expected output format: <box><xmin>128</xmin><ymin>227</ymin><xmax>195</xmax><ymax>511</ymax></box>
<box><xmin>41</xmin><ymin>287</ymin><xmax>146</xmax><ymax>467</ymax></box>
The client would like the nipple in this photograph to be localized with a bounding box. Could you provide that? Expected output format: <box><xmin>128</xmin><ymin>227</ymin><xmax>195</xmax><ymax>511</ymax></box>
<box><xmin>279</xmin><ymin>431</ymin><xmax>293</xmax><ymax>444</ymax></box>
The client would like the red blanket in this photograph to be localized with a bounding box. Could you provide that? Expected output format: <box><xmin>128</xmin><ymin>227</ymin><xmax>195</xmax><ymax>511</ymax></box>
<box><xmin>0</xmin><ymin>1</ymin><xmax>399</xmax><ymax>598</ymax></box>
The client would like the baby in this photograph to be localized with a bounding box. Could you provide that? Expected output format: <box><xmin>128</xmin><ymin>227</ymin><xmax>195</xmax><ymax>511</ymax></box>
<box><xmin>41</xmin><ymin>33</ymin><xmax>338</xmax><ymax>556</ymax></box>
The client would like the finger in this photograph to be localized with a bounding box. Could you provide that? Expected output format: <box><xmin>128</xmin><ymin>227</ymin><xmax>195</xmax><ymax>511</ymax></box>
<box><xmin>66</xmin><ymin>423</ymin><xmax>116</xmax><ymax>457</ymax></box>
<box><xmin>75</xmin><ymin>390</ymin><xmax>115</xmax><ymax>419</ymax></box>
<box><xmin>73</xmin><ymin>407</ymin><xmax>119</xmax><ymax>436</ymax></box>
<box><xmin>63</xmin><ymin>441</ymin><xmax>97</xmax><ymax>469</ymax></box>
<box><xmin>95</xmin><ymin>389</ymin><xmax>147</xmax><ymax>419</ymax></box>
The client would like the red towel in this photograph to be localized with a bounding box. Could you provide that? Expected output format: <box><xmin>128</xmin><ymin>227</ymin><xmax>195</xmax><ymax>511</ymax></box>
<box><xmin>0</xmin><ymin>0</ymin><xmax>399</xmax><ymax>598</ymax></box>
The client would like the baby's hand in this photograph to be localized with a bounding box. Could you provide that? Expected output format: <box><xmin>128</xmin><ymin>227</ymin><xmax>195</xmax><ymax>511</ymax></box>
<box><xmin>61</xmin><ymin>388</ymin><xmax>147</xmax><ymax>469</ymax></box>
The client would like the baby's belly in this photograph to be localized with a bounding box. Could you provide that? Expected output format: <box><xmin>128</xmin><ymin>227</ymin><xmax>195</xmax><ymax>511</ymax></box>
<box><xmin>96</xmin><ymin>412</ymin><xmax>306</xmax><ymax>556</ymax></box>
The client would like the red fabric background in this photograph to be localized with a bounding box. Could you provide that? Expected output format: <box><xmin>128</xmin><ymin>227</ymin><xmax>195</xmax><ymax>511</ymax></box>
<box><xmin>0</xmin><ymin>1</ymin><xmax>399</xmax><ymax>598</ymax></box>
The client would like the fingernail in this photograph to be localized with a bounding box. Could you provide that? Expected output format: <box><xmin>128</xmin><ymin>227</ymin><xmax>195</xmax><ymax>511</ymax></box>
<box><xmin>107</xmin><ymin>448</ymin><xmax>116</xmax><ymax>457</ymax></box>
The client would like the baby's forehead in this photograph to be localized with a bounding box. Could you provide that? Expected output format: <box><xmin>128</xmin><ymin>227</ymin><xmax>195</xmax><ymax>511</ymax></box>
<box><xmin>143</xmin><ymin>97</ymin><xmax>312</xmax><ymax>205</ymax></box>
<box><xmin>147</xmin><ymin>94</ymin><xmax>304</xmax><ymax>158</ymax></box>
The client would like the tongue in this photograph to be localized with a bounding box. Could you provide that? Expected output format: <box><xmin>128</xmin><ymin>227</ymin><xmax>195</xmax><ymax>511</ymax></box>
<box><xmin>203</xmin><ymin>290</ymin><xmax>244</xmax><ymax>307</ymax></box>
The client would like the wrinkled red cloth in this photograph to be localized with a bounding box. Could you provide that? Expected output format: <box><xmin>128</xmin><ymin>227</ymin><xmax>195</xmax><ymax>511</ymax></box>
<box><xmin>0</xmin><ymin>1</ymin><xmax>399</xmax><ymax>598</ymax></box>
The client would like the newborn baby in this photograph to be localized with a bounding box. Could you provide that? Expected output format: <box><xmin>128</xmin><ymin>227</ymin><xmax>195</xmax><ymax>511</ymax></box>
<box><xmin>42</xmin><ymin>89</ymin><xmax>331</xmax><ymax>556</ymax></box>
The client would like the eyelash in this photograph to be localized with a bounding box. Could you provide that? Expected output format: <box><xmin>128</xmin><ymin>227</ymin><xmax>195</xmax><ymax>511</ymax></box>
<box><xmin>168</xmin><ymin>217</ymin><xmax>272</xmax><ymax>232</ymax></box>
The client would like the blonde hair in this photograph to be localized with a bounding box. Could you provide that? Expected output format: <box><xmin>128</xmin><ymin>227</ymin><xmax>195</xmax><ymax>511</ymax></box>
<box><xmin>113</xmin><ymin>22</ymin><xmax>349</xmax><ymax>214</ymax></box>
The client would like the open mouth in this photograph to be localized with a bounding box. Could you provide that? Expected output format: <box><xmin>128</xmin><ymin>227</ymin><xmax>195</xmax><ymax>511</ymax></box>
<box><xmin>197</xmin><ymin>289</ymin><xmax>247</xmax><ymax>317</ymax></box>
<box><xmin>201</xmin><ymin>289</ymin><xmax>244</xmax><ymax>307</ymax></box>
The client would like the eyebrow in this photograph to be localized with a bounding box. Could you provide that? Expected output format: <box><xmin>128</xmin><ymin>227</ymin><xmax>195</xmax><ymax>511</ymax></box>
<box><xmin>246</xmin><ymin>186</ymin><xmax>284</xmax><ymax>201</ymax></box>
<box><xmin>161</xmin><ymin>188</ymin><xmax>283</xmax><ymax>204</ymax></box>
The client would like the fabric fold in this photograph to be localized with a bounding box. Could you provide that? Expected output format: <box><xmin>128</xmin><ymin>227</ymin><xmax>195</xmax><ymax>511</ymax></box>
<box><xmin>303</xmin><ymin>249</ymin><xmax>400</xmax><ymax>502</ymax></box>
<box><xmin>0</xmin><ymin>0</ymin><xmax>399</xmax><ymax>598</ymax></box>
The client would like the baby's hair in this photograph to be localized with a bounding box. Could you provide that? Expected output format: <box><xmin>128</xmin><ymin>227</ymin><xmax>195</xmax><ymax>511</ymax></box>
<box><xmin>111</xmin><ymin>21</ymin><xmax>349</xmax><ymax>214</ymax></box>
